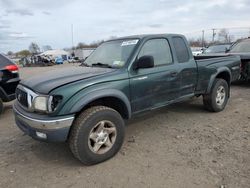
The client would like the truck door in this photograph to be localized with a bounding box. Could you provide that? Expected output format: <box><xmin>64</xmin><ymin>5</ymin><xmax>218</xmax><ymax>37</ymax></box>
<box><xmin>172</xmin><ymin>37</ymin><xmax>197</xmax><ymax>97</ymax></box>
<box><xmin>129</xmin><ymin>38</ymin><xmax>181</xmax><ymax>113</ymax></box>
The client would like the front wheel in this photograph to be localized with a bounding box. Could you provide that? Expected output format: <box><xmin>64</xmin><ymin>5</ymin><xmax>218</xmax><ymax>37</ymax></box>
<box><xmin>69</xmin><ymin>106</ymin><xmax>125</xmax><ymax>165</ymax></box>
<box><xmin>203</xmin><ymin>79</ymin><xmax>229</xmax><ymax>112</ymax></box>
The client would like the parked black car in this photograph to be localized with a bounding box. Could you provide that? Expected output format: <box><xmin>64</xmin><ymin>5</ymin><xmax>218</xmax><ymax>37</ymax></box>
<box><xmin>227</xmin><ymin>38</ymin><xmax>250</xmax><ymax>80</ymax></box>
<box><xmin>0</xmin><ymin>54</ymin><xmax>20</xmax><ymax>114</ymax></box>
<box><xmin>203</xmin><ymin>43</ymin><xmax>231</xmax><ymax>54</ymax></box>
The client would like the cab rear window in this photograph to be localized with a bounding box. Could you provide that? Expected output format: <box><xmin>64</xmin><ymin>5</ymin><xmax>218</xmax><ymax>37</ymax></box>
<box><xmin>172</xmin><ymin>37</ymin><xmax>190</xmax><ymax>63</ymax></box>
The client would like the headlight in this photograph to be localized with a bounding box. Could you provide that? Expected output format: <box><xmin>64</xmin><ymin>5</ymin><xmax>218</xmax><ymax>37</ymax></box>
<box><xmin>32</xmin><ymin>95</ymin><xmax>62</xmax><ymax>113</ymax></box>
<box><xmin>33</xmin><ymin>96</ymin><xmax>48</xmax><ymax>112</ymax></box>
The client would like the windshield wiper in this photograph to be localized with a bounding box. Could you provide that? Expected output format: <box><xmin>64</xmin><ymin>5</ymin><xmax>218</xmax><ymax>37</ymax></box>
<box><xmin>91</xmin><ymin>62</ymin><xmax>113</xmax><ymax>68</ymax></box>
<box><xmin>80</xmin><ymin>62</ymin><xmax>90</xmax><ymax>67</ymax></box>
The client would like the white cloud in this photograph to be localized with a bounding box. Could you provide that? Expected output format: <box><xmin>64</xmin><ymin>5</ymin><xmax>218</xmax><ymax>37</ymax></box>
<box><xmin>0</xmin><ymin>0</ymin><xmax>250</xmax><ymax>52</ymax></box>
<box><xmin>5</xmin><ymin>8</ymin><xmax>34</xmax><ymax>16</ymax></box>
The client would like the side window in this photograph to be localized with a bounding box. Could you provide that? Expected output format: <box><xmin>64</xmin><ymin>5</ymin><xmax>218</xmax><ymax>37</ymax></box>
<box><xmin>138</xmin><ymin>39</ymin><xmax>172</xmax><ymax>66</ymax></box>
<box><xmin>172</xmin><ymin>37</ymin><xmax>190</xmax><ymax>63</ymax></box>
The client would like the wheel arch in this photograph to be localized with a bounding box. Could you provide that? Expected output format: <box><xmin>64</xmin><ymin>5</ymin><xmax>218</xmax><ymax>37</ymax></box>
<box><xmin>68</xmin><ymin>89</ymin><xmax>131</xmax><ymax>119</ymax></box>
<box><xmin>206</xmin><ymin>68</ymin><xmax>231</xmax><ymax>94</ymax></box>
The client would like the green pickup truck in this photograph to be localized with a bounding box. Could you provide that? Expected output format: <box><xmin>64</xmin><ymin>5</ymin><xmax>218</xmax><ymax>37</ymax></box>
<box><xmin>14</xmin><ymin>34</ymin><xmax>241</xmax><ymax>165</ymax></box>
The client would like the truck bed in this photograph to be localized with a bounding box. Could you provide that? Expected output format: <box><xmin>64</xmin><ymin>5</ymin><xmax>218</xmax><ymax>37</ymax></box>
<box><xmin>194</xmin><ymin>54</ymin><xmax>241</xmax><ymax>92</ymax></box>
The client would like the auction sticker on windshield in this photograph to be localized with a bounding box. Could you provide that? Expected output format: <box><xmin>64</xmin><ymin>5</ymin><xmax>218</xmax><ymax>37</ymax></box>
<box><xmin>113</xmin><ymin>60</ymin><xmax>125</xmax><ymax>67</ymax></box>
<box><xmin>121</xmin><ymin>40</ymin><xmax>139</xmax><ymax>46</ymax></box>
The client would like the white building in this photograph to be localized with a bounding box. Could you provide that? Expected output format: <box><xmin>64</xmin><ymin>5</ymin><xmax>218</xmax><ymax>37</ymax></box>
<box><xmin>41</xmin><ymin>49</ymin><xmax>70</xmax><ymax>60</ymax></box>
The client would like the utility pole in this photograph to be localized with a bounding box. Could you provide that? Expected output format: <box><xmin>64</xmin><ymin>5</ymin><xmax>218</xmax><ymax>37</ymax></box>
<box><xmin>202</xmin><ymin>30</ymin><xmax>205</xmax><ymax>48</ymax></box>
<box><xmin>71</xmin><ymin>24</ymin><xmax>74</xmax><ymax>49</ymax></box>
<box><xmin>212</xmin><ymin>28</ymin><xmax>216</xmax><ymax>43</ymax></box>
<box><xmin>71</xmin><ymin>24</ymin><xmax>75</xmax><ymax>57</ymax></box>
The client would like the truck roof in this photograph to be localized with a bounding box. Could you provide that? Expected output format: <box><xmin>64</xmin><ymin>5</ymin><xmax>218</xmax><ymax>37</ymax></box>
<box><xmin>106</xmin><ymin>33</ymin><xmax>185</xmax><ymax>42</ymax></box>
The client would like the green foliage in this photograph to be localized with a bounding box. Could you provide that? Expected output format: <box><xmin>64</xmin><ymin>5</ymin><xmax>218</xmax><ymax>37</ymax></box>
<box><xmin>7</xmin><ymin>51</ymin><xmax>14</xmax><ymax>56</ymax></box>
<box><xmin>16</xmin><ymin>50</ymin><xmax>31</xmax><ymax>57</ymax></box>
<box><xmin>29</xmin><ymin>42</ymin><xmax>40</xmax><ymax>54</ymax></box>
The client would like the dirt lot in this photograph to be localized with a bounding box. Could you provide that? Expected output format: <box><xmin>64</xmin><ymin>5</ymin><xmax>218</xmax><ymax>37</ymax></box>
<box><xmin>0</xmin><ymin>64</ymin><xmax>249</xmax><ymax>188</ymax></box>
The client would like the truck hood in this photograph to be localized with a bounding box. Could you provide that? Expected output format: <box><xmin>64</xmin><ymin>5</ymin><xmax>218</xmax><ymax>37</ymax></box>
<box><xmin>21</xmin><ymin>66</ymin><xmax>115</xmax><ymax>94</ymax></box>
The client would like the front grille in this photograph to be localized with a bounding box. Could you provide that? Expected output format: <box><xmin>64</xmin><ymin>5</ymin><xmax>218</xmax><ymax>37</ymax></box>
<box><xmin>16</xmin><ymin>88</ymin><xmax>28</xmax><ymax>108</ymax></box>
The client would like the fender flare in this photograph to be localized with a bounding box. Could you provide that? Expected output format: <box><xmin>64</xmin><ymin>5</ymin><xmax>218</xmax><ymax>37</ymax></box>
<box><xmin>206</xmin><ymin>67</ymin><xmax>232</xmax><ymax>94</ymax></box>
<box><xmin>68</xmin><ymin>89</ymin><xmax>131</xmax><ymax>118</ymax></box>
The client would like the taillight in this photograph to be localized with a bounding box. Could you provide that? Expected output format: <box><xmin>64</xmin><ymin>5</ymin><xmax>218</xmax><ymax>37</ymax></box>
<box><xmin>5</xmin><ymin>65</ymin><xmax>19</xmax><ymax>73</ymax></box>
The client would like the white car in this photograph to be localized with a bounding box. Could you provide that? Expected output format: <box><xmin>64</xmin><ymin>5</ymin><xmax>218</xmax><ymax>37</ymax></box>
<box><xmin>191</xmin><ymin>47</ymin><xmax>203</xmax><ymax>56</ymax></box>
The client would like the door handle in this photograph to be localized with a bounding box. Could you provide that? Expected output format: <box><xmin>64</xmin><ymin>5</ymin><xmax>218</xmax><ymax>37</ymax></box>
<box><xmin>170</xmin><ymin>71</ymin><xmax>178</xmax><ymax>77</ymax></box>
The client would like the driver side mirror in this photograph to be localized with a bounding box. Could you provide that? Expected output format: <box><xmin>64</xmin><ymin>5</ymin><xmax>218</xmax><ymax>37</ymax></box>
<box><xmin>135</xmin><ymin>55</ymin><xmax>154</xmax><ymax>69</ymax></box>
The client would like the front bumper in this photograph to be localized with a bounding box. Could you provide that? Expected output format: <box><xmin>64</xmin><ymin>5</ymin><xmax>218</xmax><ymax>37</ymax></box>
<box><xmin>13</xmin><ymin>102</ymin><xmax>74</xmax><ymax>142</ymax></box>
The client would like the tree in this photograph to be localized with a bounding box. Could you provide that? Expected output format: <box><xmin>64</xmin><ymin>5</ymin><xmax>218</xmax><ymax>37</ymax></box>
<box><xmin>76</xmin><ymin>42</ymin><xmax>87</xmax><ymax>49</ymax></box>
<box><xmin>42</xmin><ymin>45</ymin><xmax>52</xmax><ymax>51</ymax></box>
<box><xmin>7</xmin><ymin>51</ymin><xmax>14</xmax><ymax>56</ymax></box>
<box><xmin>16</xmin><ymin>50</ymin><xmax>31</xmax><ymax>57</ymax></box>
<box><xmin>29</xmin><ymin>42</ymin><xmax>40</xmax><ymax>54</ymax></box>
<box><xmin>89</xmin><ymin>40</ymin><xmax>104</xmax><ymax>47</ymax></box>
<box><xmin>75</xmin><ymin>41</ymin><xmax>103</xmax><ymax>49</ymax></box>
<box><xmin>68</xmin><ymin>38</ymin><xmax>110</xmax><ymax>50</ymax></box>
<box><xmin>218</xmin><ymin>29</ymin><xmax>230</xmax><ymax>42</ymax></box>
<box><xmin>188</xmin><ymin>38</ymin><xmax>209</xmax><ymax>47</ymax></box>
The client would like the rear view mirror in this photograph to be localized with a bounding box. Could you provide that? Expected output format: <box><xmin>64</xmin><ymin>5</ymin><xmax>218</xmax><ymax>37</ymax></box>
<box><xmin>135</xmin><ymin>55</ymin><xmax>154</xmax><ymax>69</ymax></box>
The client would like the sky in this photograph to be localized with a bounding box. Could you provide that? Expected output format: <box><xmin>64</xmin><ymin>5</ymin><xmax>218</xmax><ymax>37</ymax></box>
<box><xmin>0</xmin><ymin>0</ymin><xmax>250</xmax><ymax>53</ymax></box>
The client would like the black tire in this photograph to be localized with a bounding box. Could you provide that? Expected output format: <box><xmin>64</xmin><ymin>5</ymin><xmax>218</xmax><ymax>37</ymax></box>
<box><xmin>203</xmin><ymin>79</ymin><xmax>229</xmax><ymax>112</ymax></box>
<box><xmin>69</xmin><ymin>106</ymin><xmax>125</xmax><ymax>165</ymax></box>
<box><xmin>0</xmin><ymin>98</ymin><xmax>3</xmax><ymax>115</ymax></box>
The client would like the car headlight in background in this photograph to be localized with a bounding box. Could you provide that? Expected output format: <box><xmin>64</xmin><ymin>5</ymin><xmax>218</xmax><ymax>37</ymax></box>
<box><xmin>32</xmin><ymin>95</ymin><xmax>62</xmax><ymax>113</ymax></box>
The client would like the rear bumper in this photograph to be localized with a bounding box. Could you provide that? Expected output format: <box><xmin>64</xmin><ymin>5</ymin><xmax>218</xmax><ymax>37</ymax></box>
<box><xmin>13</xmin><ymin>103</ymin><xmax>74</xmax><ymax>142</ymax></box>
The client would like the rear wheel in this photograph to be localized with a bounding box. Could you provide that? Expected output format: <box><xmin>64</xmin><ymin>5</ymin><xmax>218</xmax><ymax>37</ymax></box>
<box><xmin>203</xmin><ymin>79</ymin><xmax>229</xmax><ymax>112</ymax></box>
<box><xmin>0</xmin><ymin>98</ymin><xmax>3</xmax><ymax>115</ymax></box>
<box><xmin>69</xmin><ymin>106</ymin><xmax>125</xmax><ymax>165</ymax></box>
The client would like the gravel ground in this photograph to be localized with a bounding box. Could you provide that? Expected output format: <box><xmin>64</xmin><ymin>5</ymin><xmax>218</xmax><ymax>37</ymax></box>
<box><xmin>0</xmin><ymin>64</ymin><xmax>249</xmax><ymax>188</ymax></box>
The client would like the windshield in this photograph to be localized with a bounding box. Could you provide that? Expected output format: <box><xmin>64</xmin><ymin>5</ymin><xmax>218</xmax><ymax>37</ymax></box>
<box><xmin>84</xmin><ymin>39</ymin><xmax>139</xmax><ymax>68</ymax></box>
<box><xmin>230</xmin><ymin>40</ymin><xmax>250</xmax><ymax>53</ymax></box>
<box><xmin>204</xmin><ymin>44</ymin><xmax>230</xmax><ymax>53</ymax></box>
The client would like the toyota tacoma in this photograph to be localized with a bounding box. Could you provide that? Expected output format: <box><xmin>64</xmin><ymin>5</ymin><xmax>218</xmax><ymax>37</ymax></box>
<box><xmin>13</xmin><ymin>34</ymin><xmax>241</xmax><ymax>165</ymax></box>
